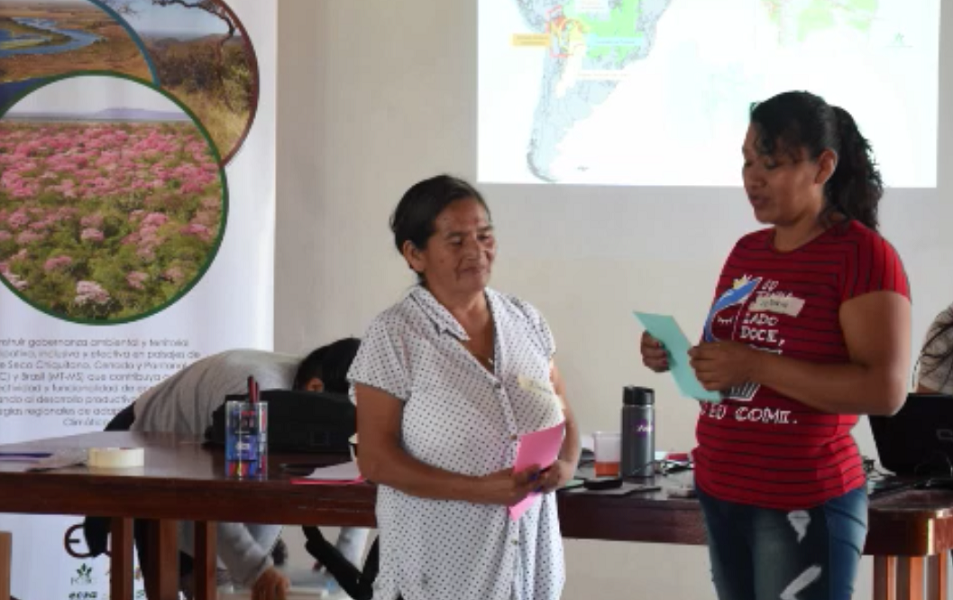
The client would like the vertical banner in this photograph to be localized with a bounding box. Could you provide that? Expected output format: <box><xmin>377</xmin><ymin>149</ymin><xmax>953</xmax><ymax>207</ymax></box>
<box><xmin>0</xmin><ymin>0</ymin><xmax>276</xmax><ymax>597</ymax></box>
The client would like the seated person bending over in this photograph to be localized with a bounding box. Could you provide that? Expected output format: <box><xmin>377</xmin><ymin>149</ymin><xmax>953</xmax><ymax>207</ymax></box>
<box><xmin>917</xmin><ymin>303</ymin><xmax>953</xmax><ymax>395</ymax></box>
<box><xmin>915</xmin><ymin>303</ymin><xmax>953</xmax><ymax>582</ymax></box>
<box><xmin>84</xmin><ymin>339</ymin><xmax>368</xmax><ymax>600</ymax></box>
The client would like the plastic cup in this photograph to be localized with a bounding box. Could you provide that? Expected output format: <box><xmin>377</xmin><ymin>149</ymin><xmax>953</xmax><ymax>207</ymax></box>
<box><xmin>592</xmin><ymin>431</ymin><xmax>621</xmax><ymax>477</ymax></box>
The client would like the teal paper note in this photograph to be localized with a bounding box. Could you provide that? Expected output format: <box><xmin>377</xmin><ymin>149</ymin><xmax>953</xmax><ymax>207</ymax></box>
<box><xmin>634</xmin><ymin>312</ymin><xmax>722</xmax><ymax>403</ymax></box>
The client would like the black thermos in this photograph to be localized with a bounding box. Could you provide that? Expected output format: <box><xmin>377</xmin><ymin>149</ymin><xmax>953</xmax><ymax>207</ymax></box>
<box><xmin>621</xmin><ymin>386</ymin><xmax>655</xmax><ymax>478</ymax></box>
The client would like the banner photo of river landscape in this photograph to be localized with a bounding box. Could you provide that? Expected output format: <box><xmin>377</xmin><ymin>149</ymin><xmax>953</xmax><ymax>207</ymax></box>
<box><xmin>0</xmin><ymin>1</ymin><xmax>275</xmax><ymax>598</ymax></box>
<box><xmin>0</xmin><ymin>0</ymin><xmax>258</xmax><ymax>164</ymax></box>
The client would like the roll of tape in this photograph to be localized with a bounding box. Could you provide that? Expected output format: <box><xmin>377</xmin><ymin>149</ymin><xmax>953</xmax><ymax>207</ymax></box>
<box><xmin>88</xmin><ymin>447</ymin><xmax>145</xmax><ymax>469</ymax></box>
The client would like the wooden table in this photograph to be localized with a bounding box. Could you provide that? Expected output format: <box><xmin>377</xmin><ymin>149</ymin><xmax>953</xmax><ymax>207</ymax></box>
<box><xmin>0</xmin><ymin>432</ymin><xmax>950</xmax><ymax>600</ymax></box>
<box><xmin>558</xmin><ymin>474</ymin><xmax>953</xmax><ymax>600</ymax></box>
<box><xmin>0</xmin><ymin>432</ymin><xmax>375</xmax><ymax>600</ymax></box>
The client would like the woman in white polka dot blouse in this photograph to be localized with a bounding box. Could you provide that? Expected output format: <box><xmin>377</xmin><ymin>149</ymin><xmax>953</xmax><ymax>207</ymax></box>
<box><xmin>347</xmin><ymin>174</ymin><xmax>581</xmax><ymax>600</ymax></box>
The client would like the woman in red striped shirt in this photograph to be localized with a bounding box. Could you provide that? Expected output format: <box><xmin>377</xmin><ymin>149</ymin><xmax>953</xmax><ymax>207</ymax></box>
<box><xmin>642</xmin><ymin>91</ymin><xmax>912</xmax><ymax>600</ymax></box>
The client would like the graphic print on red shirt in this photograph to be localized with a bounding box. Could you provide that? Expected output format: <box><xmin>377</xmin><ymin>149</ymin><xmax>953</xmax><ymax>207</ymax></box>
<box><xmin>692</xmin><ymin>221</ymin><xmax>910</xmax><ymax>510</ymax></box>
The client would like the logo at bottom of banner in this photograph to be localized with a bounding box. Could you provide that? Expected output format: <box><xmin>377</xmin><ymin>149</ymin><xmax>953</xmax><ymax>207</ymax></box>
<box><xmin>67</xmin><ymin>562</ymin><xmax>97</xmax><ymax>600</ymax></box>
<box><xmin>62</xmin><ymin>522</ymin><xmax>146</xmax><ymax>600</ymax></box>
<box><xmin>66</xmin><ymin>561</ymin><xmax>146</xmax><ymax>600</ymax></box>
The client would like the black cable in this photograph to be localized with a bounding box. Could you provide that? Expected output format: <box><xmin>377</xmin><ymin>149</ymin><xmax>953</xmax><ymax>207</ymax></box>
<box><xmin>301</xmin><ymin>526</ymin><xmax>374</xmax><ymax>600</ymax></box>
<box><xmin>914</xmin><ymin>450</ymin><xmax>953</xmax><ymax>477</ymax></box>
<box><xmin>619</xmin><ymin>458</ymin><xmax>693</xmax><ymax>479</ymax></box>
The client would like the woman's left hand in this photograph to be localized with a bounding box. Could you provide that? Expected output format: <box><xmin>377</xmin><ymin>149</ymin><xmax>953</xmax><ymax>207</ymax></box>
<box><xmin>537</xmin><ymin>458</ymin><xmax>576</xmax><ymax>493</ymax></box>
<box><xmin>688</xmin><ymin>341</ymin><xmax>760</xmax><ymax>391</ymax></box>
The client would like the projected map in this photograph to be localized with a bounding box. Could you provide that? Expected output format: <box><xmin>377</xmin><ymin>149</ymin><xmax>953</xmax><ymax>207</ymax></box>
<box><xmin>478</xmin><ymin>0</ymin><xmax>939</xmax><ymax>187</ymax></box>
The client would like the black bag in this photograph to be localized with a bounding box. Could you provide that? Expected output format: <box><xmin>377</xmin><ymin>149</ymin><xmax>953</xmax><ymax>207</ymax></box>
<box><xmin>206</xmin><ymin>389</ymin><xmax>356</xmax><ymax>454</ymax></box>
<box><xmin>302</xmin><ymin>527</ymin><xmax>380</xmax><ymax>600</ymax></box>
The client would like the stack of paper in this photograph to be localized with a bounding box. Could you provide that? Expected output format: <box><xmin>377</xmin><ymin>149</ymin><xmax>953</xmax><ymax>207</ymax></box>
<box><xmin>26</xmin><ymin>449</ymin><xmax>88</xmax><ymax>471</ymax></box>
<box><xmin>291</xmin><ymin>461</ymin><xmax>364</xmax><ymax>486</ymax></box>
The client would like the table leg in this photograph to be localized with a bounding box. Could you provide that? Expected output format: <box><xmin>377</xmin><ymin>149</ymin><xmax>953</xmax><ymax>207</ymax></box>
<box><xmin>144</xmin><ymin>520</ymin><xmax>179</xmax><ymax>600</ymax></box>
<box><xmin>875</xmin><ymin>556</ymin><xmax>898</xmax><ymax>600</ymax></box>
<box><xmin>927</xmin><ymin>554</ymin><xmax>949</xmax><ymax>600</ymax></box>
<box><xmin>194</xmin><ymin>522</ymin><xmax>217</xmax><ymax>600</ymax></box>
<box><xmin>897</xmin><ymin>557</ymin><xmax>925</xmax><ymax>600</ymax></box>
<box><xmin>0</xmin><ymin>531</ymin><xmax>11</xmax><ymax>600</ymax></box>
<box><xmin>109</xmin><ymin>518</ymin><xmax>134</xmax><ymax>600</ymax></box>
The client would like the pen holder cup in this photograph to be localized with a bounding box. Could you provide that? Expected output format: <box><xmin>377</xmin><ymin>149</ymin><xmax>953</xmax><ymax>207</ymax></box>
<box><xmin>224</xmin><ymin>397</ymin><xmax>268</xmax><ymax>479</ymax></box>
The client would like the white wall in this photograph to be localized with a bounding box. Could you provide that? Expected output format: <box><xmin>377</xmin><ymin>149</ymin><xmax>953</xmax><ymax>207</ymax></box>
<box><xmin>275</xmin><ymin>1</ymin><xmax>953</xmax><ymax>598</ymax></box>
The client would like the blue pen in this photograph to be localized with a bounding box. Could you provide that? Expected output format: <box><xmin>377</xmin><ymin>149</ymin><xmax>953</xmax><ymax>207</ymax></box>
<box><xmin>0</xmin><ymin>452</ymin><xmax>52</xmax><ymax>460</ymax></box>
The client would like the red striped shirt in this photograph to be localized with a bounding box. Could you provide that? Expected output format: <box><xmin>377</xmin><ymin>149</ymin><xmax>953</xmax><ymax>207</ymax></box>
<box><xmin>693</xmin><ymin>220</ymin><xmax>910</xmax><ymax>510</ymax></box>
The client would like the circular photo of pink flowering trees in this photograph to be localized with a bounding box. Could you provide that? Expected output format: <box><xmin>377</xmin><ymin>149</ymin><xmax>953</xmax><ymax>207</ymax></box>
<box><xmin>0</xmin><ymin>72</ymin><xmax>226</xmax><ymax>323</ymax></box>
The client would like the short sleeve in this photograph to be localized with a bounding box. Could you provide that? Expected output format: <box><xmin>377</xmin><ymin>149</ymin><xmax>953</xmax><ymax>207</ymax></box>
<box><xmin>510</xmin><ymin>297</ymin><xmax>556</xmax><ymax>360</ymax></box>
<box><xmin>840</xmin><ymin>232</ymin><xmax>910</xmax><ymax>302</ymax></box>
<box><xmin>347</xmin><ymin>313</ymin><xmax>410</xmax><ymax>402</ymax></box>
<box><xmin>919</xmin><ymin>305</ymin><xmax>953</xmax><ymax>392</ymax></box>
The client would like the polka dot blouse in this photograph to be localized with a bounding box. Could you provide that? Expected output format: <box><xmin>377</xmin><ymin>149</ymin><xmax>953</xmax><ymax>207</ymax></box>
<box><xmin>348</xmin><ymin>285</ymin><xmax>566</xmax><ymax>600</ymax></box>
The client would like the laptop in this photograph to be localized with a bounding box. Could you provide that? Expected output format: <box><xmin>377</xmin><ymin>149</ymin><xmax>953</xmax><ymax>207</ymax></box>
<box><xmin>869</xmin><ymin>392</ymin><xmax>953</xmax><ymax>476</ymax></box>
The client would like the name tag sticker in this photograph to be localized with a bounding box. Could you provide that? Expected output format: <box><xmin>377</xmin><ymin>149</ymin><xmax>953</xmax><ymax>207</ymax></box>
<box><xmin>749</xmin><ymin>294</ymin><xmax>805</xmax><ymax>317</ymax></box>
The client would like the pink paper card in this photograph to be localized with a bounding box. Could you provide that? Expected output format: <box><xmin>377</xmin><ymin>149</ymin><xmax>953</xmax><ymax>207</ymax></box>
<box><xmin>291</xmin><ymin>477</ymin><xmax>365</xmax><ymax>486</ymax></box>
<box><xmin>508</xmin><ymin>421</ymin><xmax>566</xmax><ymax>520</ymax></box>
<box><xmin>289</xmin><ymin>461</ymin><xmax>364</xmax><ymax>485</ymax></box>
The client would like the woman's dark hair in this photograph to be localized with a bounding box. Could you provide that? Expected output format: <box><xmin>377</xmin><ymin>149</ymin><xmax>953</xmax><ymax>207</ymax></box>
<box><xmin>749</xmin><ymin>91</ymin><xmax>883</xmax><ymax>231</ymax></box>
<box><xmin>919</xmin><ymin>309</ymin><xmax>953</xmax><ymax>391</ymax></box>
<box><xmin>390</xmin><ymin>175</ymin><xmax>491</xmax><ymax>280</ymax></box>
<box><xmin>293</xmin><ymin>337</ymin><xmax>361</xmax><ymax>393</ymax></box>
